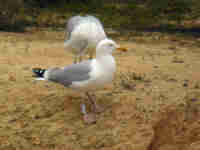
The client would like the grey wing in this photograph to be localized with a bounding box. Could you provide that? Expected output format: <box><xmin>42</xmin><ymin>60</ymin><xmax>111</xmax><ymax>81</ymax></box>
<box><xmin>65</xmin><ymin>16</ymin><xmax>84</xmax><ymax>39</ymax></box>
<box><xmin>46</xmin><ymin>60</ymin><xmax>92</xmax><ymax>87</ymax></box>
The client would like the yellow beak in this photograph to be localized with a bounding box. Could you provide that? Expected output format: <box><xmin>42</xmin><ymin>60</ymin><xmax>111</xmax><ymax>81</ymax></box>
<box><xmin>116</xmin><ymin>45</ymin><xmax>128</xmax><ymax>52</ymax></box>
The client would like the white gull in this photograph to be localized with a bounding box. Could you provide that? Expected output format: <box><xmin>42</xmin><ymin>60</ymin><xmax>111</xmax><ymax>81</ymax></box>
<box><xmin>32</xmin><ymin>39</ymin><xmax>120</xmax><ymax>124</ymax></box>
<box><xmin>64</xmin><ymin>15</ymin><xmax>107</xmax><ymax>63</ymax></box>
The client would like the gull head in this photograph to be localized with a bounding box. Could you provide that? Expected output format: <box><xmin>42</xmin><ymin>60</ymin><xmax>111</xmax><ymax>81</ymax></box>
<box><xmin>96</xmin><ymin>39</ymin><xmax>119</xmax><ymax>56</ymax></box>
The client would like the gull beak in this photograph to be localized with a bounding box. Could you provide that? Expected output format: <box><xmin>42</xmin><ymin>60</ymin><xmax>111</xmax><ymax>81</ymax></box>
<box><xmin>116</xmin><ymin>44</ymin><xmax>128</xmax><ymax>52</ymax></box>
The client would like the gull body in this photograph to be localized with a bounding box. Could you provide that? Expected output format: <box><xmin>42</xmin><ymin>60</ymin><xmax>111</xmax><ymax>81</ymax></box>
<box><xmin>33</xmin><ymin>39</ymin><xmax>118</xmax><ymax>124</ymax></box>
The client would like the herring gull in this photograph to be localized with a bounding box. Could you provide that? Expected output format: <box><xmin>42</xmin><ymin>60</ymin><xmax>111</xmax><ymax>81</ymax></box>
<box><xmin>64</xmin><ymin>15</ymin><xmax>107</xmax><ymax>63</ymax></box>
<box><xmin>32</xmin><ymin>39</ymin><xmax>120</xmax><ymax>124</ymax></box>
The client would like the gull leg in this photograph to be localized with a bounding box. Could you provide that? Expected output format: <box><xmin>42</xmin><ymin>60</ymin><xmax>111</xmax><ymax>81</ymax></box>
<box><xmin>79</xmin><ymin>55</ymin><xmax>82</xmax><ymax>63</ymax></box>
<box><xmin>81</xmin><ymin>103</ymin><xmax>96</xmax><ymax>124</ymax></box>
<box><xmin>89</xmin><ymin>54</ymin><xmax>93</xmax><ymax>59</ymax></box>
<box><xmin>81</xmin><ymin>103</ymin><xmax>87</xmax><ymax>115</ymax></box>
<box><xmin>73</xmin><ymin>55</ymin><xmax>78</xmax><ymax>64</ymax></box>
<box><xmin>89</xmin><ymin>52</ymin><xmax>93</xmax><ymax>60</ymax></box>
<box><xmin>78</xmin><ymin>47</ymin><xmax>85</xmax><ymax>63</ymax></box>
<box><xmin>86</xmin><ymin>92</ymin><xmax>104</xmax><ymax>113</ymax></box>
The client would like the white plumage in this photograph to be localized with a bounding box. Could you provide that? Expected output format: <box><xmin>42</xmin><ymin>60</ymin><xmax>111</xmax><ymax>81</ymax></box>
<box><xmin>33</xmin><ymin>39</ymin><xmax>119</xmax><ymax>124</ymax></box>
<box><xmin>64</xmin><ymin>15</ymin><xmax>107</xmax><ymax>63</ymax></box>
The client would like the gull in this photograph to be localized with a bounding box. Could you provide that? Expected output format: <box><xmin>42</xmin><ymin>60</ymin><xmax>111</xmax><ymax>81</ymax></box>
<box><xmin>64</xmin><ymin>15</ymin><xmax>127</xmax><ymax>63</ymax></box>
<box><xmin>32</xmin><ymin>39</ymin><xmax>120</xmax><ymax>124</ymax></box>
<box><xmin>64</xmin><ymin>15</ymin><xmax>107</xmax><ymax>63</ymax></box>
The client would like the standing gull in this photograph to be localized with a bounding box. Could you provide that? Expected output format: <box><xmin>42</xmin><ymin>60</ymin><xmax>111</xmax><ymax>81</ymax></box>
<box><xmin>64</xmin><ymin>15</ymin><xmax>107</xmax><ymax>63</ymax></box>
<box><xmin>32</xmin><ymin>39</ymin><xmax>120</xmax><ymax>124</ymax></box>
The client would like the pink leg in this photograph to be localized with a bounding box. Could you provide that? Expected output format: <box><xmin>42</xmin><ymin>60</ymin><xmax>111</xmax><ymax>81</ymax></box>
<box><xmin>81</xmin><ymin>103</ymin><xmax>96</xmax><ymax>124</ymax></box>
<box><xmin>85</xmin><ymin>92</ymin><xmax>104</xmax><ymax>113</ymax></box>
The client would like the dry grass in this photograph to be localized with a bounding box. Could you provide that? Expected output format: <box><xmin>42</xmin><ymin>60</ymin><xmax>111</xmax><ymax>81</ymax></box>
<box><xmin>0</xmin><ymin>28</ymin><xmax>200</xmax><ymax>150</ymax></box>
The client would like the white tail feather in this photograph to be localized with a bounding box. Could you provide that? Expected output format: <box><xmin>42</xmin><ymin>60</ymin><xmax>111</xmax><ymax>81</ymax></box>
<box><xmin>35</xmin><ymin>78</ymin><xmax>45</xmax><ymax>81</ymax></box>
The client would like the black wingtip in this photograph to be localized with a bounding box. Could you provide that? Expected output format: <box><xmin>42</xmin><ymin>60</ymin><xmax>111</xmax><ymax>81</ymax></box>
<box><xmin>32</xmin><ymin>68</ymin><xmax>46</xmax><ymax>77</ymax></box>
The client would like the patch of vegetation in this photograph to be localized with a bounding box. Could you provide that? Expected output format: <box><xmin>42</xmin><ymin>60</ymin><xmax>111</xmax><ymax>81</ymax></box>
<box><xmin>0</xmin><ymin>0</ymin><xmax>199</xmax><ymax>31</ymax></box>
<box><xmin>117</xmin><ymin>71</ymin><xmax>151</xmax><ymax>91</ymax></box>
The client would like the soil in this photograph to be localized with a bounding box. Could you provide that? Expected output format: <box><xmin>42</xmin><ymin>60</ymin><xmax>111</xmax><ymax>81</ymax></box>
<box><xmin>0</xmin><ymin>28</ymin><xmax>200</xmax><ymax>150</ymax></box>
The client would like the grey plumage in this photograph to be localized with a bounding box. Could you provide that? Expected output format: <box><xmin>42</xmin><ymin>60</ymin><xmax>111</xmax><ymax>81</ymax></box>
<box><xmin>46</xmin><ymin>60</ymin><xmax>92</xmax><ymax>87</ymax></box>
<box><xmin>33</xmin><ymin>38</ymin><xmax>118</xmax><ymax>124</ymax></box>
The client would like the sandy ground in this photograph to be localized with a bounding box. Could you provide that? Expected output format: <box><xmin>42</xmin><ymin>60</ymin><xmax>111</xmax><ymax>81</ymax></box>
<box><xmin>0</xmin><ymin>29</ymin><xmax>200</xmax><ymax>150</ymax></box>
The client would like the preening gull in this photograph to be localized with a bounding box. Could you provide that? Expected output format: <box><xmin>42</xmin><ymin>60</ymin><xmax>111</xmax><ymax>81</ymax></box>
<box><xmin>64</xmin><ymin>15</ymin><xmax>107</xmax><ymax>63</ymax></box>
<box><xmin>32</xmin><ymin>39</ymin><xmax>120</xmax><ymax>124</ymax></box>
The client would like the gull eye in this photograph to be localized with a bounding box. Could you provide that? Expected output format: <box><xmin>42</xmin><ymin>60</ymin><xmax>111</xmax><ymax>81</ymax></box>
<box><xmin>108</xmin><ymin>43</ymin><xmax>113</xmax><ymax>47</ymax></box>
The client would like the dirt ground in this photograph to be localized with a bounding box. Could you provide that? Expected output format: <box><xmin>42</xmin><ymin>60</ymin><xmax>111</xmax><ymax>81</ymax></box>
<box><xmin>0</xmin><ymin>28</ymin><xmax>200</xmax><ymax>150</ymax></box>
